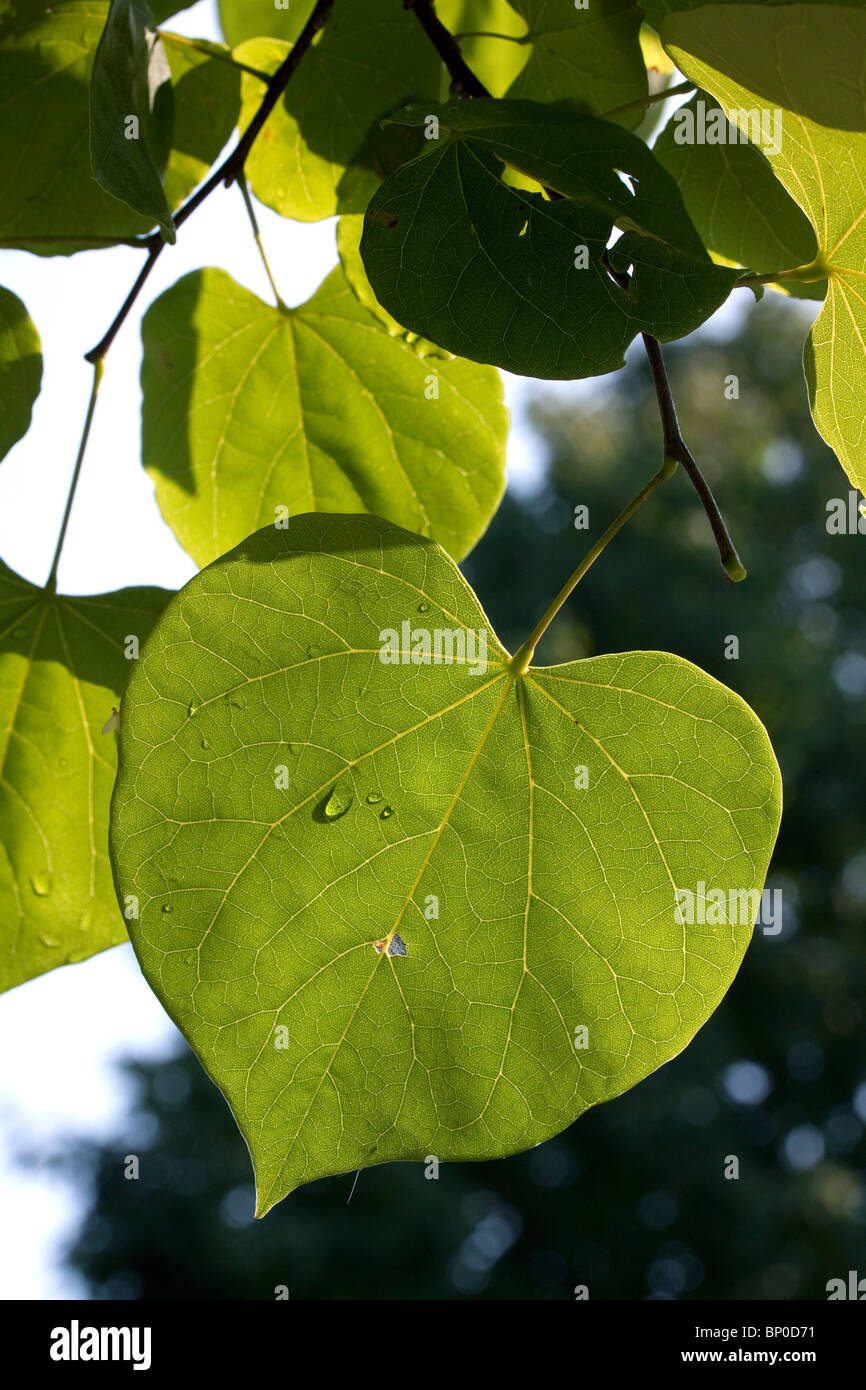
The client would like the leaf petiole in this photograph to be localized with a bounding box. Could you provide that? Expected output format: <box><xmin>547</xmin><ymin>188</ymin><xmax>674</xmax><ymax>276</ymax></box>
<box><xmin>236</xmin><ymin>175</ymin><xmax>287</xmax><ymax>311</ymax></box>
<box><xmin>157</xmin><ymin>29</ymin><xmax>272</xmax><ymax>83</ymax></box>
<box><xmin>599</xmin><ymin>79</ymin><xmax>695</xmax><ymax>123</ymax></box>
<box><xmin>45</xmin><ymin>358</ymin><xmax>104</xmax><ymax>594</ymax></box>
<box><xmin>508</xmin><ymin>454</ymin><xmax>678</xmax><ymax>676</ymax></box>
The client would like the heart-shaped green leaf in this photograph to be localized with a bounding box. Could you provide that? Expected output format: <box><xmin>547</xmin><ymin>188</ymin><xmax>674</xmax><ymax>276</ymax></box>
<box><xmin>660</xmin><ymin>3</ymin><xmax>866</xmax><ymax>491</ymax></box>
<box><xmin>110</xmin><ymin>514</ymin><xmax>781</xmax><ymax>1212</ymax></box>
<box><xmin>90</xmin><ymin>0</ymin><xmax>176</xmax><ymax>242</ymax></box>
<box><xmin>0</xmin><ymin>286</ymin><xmax>42</xmax><ymax>464</ymax></box>
<box><xmin>141</xmin><ymin>265</ymin><xmax>507</xmax><ymax>566</ymax></box>
<box><xmin>360</xmin><ymin>99</ymin><xmax>737</xmax><ymax>378</ymax></box>
<box><xmin>0</xmin><ymin>563</ymin><xmax>170</xmax><ymax>992</ymax></box>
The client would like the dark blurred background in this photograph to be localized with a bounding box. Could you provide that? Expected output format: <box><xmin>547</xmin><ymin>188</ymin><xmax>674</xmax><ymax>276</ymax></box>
<box><xmin>49</xmin><ymin>294</ymin><xmax>866</xmax><ymax>1300</ymax></box>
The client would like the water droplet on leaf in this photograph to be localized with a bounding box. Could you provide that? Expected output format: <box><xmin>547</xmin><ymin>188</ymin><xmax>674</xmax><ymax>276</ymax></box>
<box><xmin>162</xmin><ymin>903</ymin><xmax>173</xmax><ymax>914</ymax></box>
<box><xmin>380</xmin><ymin>806</ymin><xmax>394</xmax><ymax>819</ymax></box>
<box><xmin>323</xmin><ymin>782</ymin><xmax>353</xmax><ymax>820</ymax></box>
<box><xmin>366</xmin><ymin>791</ymin><xmax>383</xmax><ymax>804</ymax></box>
<box><xmin>30</xmin><ymin>873</ymin><xmax>51</xmax><ymax>897</ymax></box>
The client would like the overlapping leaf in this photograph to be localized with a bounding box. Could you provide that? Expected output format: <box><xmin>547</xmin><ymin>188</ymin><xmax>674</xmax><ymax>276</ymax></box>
<box><xmin>234</xmin><ymin>1</ymin><xmax>441</xmax><ymax>222</ymax></box>
<box><xmin>0</xmin><ymin>288</ymin><xmax>42</xmax><ymax>464</ymax></box>
<box><xmin>90</xmin><ymin>0</ymin><xmax>176</xmax><ymax>241</ymax></box>
<box><xmin>110</xmin><ymin>514</ymin><xmax>782</xmax><ymax>1210</ymax></box>
<box><xmin>440</xmin><ymin>0</ymin><xmax>649</xmax><ymax>123</ymax></box>
<box><xmin>506</xmin><ymin>0</ymin><xmax>647</xmax><ymax>125</ymax></box>
<box><xmin>141</xmin><ymin>265</ymin><xmax>507</xmax><ymax>566</ymax></box>
<box><xmin>0</xmin><ymin>563</ymin><xmax>170</xmax><ymax>992</ymax></box>
<box><xmin>654</xmin><ymin>93</ymin><xmax>818</xmax><ymax>280</ymax></box>
<box><xmin>660</xmin><ymin>3</ymin><xmax>866</xmax><ymax>490</ymax></box>
<box><xmin>360</xmin><ymin>99</ymin><xmax>737</xmax><ymax>377</ymax></box>
<box><xmin>0</xmin><ymin>1</ymin><xmax>240</xmax><ymax>253</ymax></box>
<box><xmin>336</xmin><ymin>215</ymin><xmax>450</xmax><ymax>358</ymax></box>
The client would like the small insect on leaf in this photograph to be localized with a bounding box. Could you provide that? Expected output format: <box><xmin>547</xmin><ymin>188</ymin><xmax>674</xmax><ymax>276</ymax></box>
<box><xmin>101</xmin><ymin>706</ymin><xmax>120</xmax><ymax>736</ymax></box>
<box><xmin>373</xmin><ymin>933</ymin><xmax>407</xmax><ymax>955</ymax></box>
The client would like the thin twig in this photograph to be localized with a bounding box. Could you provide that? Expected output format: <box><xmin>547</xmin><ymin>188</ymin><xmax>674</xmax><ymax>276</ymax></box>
<box><xmin>640</xmin><ymin>332</ymin><xmax>746</xmax><ymax>582</ymax></box>
<box><xmin>603</xmin><ymin>256</ymin><xmax>746</xmax><ymax>581</ymax></box>
<box><xmin>84</xmin><ymin>0</ymin><xmax>334</xmax><ymax>363</ymax></box>
<box><xmin>403</xmin><ymin>0</ymin><xmax>491</xmax><ymax>97</ymax></box>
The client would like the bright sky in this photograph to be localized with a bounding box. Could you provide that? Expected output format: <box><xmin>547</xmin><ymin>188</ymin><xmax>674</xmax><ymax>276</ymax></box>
<box><xmin>0</xmin><ymin>1</ymin><xmax>754</xmax><ymax>1298</ymax></box>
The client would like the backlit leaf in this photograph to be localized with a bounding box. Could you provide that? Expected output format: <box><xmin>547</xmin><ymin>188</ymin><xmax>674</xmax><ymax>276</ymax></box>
<box><xmin>217</xmin><ymin>0</ymin><xmax>313</xmax><ymax>48</ymax></box>
<box><xmin>0</xmin><ymin>562</ymin><xmax>170</xmax><ymax>992</ymax></box>
<box><xmin>141</xmin><ymin>265</ymin><xmax>507</xmax><ymax>565</ymax></box>
<box><xmin>660</xmin><ymin>2</ymin><xmax>866</xmax><ymax>491</ymax></box>
<box><xmin>110</xmin><ymin>514</ymin><xmax>782</xmax><ymax>1211</ymax></box>
<box><xmin>653</xmin><ymin>93</ymin><xmax>818</xmax><ymax>277</ymax></box>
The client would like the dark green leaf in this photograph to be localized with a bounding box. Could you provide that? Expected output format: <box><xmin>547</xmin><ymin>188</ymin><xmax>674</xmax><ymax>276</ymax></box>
<box><xmin>336</xmin><ymin>215</ymin><xmax>450</xmax><ymax>358</ymax></box>
<box><xmin>0</xmin><ymin>287</ymin><xmax>42</xmax><ymax>464</ymax></box>
<box><xmin>507</xmin><ymin>0</ymin><xmax>647</xmax><ymax>126</ymax></box>
<box><xmin>361</xmin><ymin>99</ymin><xmax>737</xmax><ymax>378</ymax></box>
<box><xmin>90</xmin><ymin>0</ymin><xmax>176</xmax><ymax>241</ymax></box>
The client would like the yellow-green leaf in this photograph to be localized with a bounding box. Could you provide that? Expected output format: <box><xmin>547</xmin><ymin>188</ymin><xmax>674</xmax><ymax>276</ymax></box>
<box><xmin>110</xmin><ymin>514</ymin><xmax>782</xmax><ymax>1211</ymax></box>
<box><xmin>0</xmin><ymin>563</ymin><xmax>170</xmax><ymax>992</ymax></box>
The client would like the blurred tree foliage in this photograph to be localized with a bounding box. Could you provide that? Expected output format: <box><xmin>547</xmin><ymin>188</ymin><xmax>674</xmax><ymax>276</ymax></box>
<box><xmin>59</xmin><ymin>295</ymin><xmax>865</xmax><ymax>1300</ymax></box>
